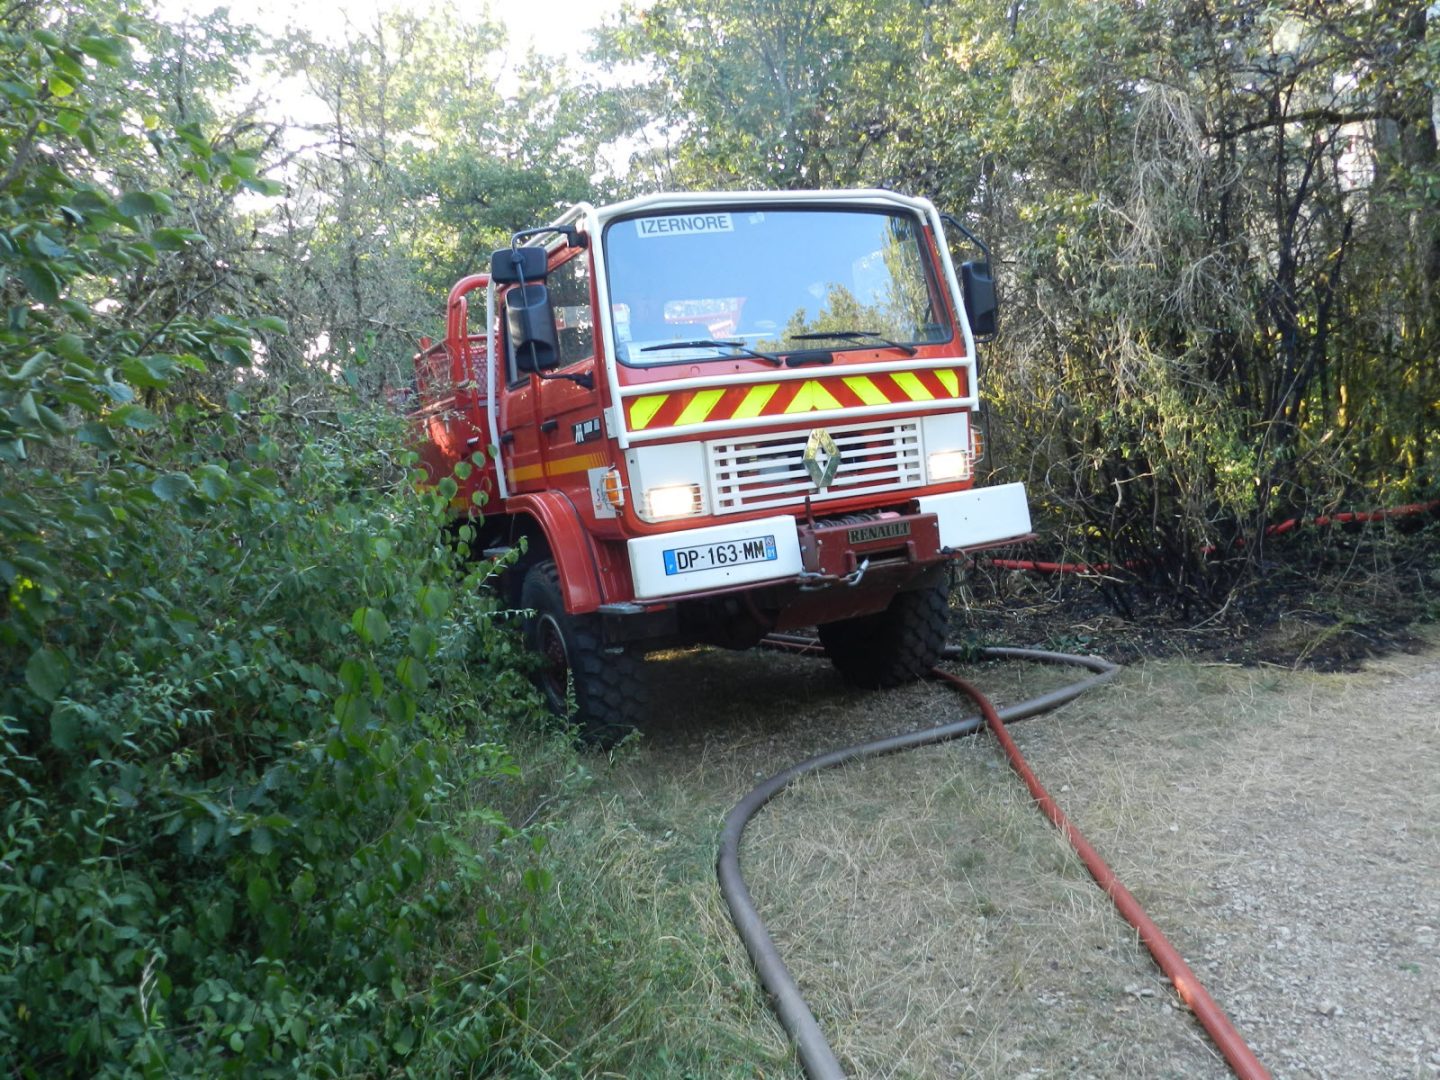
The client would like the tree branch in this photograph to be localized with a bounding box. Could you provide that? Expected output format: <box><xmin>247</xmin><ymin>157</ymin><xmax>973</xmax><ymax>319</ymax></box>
<box><xmin>1208</xmin><ymin>107</ymin><xmax>1391</xmax><ymax>140</ymax></box>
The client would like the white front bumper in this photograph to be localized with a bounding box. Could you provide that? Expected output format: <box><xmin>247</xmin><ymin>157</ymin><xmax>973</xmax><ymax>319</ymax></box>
<box><xmin>628</xmin><ymin>514</ymin><xmax>803</xmax><ymax>600</ymax></box>
<box><xmin>915</xmin><ymin>482</ymin><xmax>1032</xmax><ymax>550</ymax></box>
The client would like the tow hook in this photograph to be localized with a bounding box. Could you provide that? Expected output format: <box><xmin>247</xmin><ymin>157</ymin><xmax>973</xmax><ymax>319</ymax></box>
<box><xmin>796</xmin><ymin>558</ymin><xmax>871</xmax><ymax>591</ymax></box>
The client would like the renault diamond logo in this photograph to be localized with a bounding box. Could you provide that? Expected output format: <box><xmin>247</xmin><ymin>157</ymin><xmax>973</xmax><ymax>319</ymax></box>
<box><xmin>803</xmin><ymin>428</ymin><xmax>841</xmax><ymax>489</ymax></box>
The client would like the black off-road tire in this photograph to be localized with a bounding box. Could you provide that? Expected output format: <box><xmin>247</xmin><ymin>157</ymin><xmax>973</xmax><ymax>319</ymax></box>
<box><xmin>521</xmin><ymin>559</ymin><xmax>649</xmax><ymax>747</ymax></box>
<box><xmin>817</xmin><ymin>579</ymin><xmax>950</xmax><ymax>689</ymax></box>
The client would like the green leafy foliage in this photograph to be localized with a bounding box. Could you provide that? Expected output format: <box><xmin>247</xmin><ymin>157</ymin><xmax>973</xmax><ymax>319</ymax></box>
<box><xmin>0</xmin><ymin>12</ymin><xmax>568</xmax><ymax>1076</ymax></box>
<box><xmin>0</xmin><ymin>401</ymin><xmax>563</xmax><ymax>1075</ymax></box>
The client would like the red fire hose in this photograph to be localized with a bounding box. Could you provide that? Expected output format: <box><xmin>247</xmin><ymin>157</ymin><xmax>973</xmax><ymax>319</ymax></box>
<box><xmin>936</xmin><ymin>667</ymin><xmax>1270</xmax><ymax>1080</ymax></box>
<box><xmin>722</xmin><ymin>640</ymin><xmax>1271</xmax><ymax>1080</ymax></box>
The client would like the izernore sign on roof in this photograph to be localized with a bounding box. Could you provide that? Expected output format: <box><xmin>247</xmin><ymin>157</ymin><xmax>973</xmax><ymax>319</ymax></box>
<box><xmin>635</xmin><ymin>213</ymin><xmax>734</xmax><ymax>237</ymax></box>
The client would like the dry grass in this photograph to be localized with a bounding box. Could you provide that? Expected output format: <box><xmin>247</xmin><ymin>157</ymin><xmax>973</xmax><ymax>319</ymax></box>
<box><xmin>560</xmin><ymin>629</ymin><xmax>1439</xmax><ymax>1078</ymax></box>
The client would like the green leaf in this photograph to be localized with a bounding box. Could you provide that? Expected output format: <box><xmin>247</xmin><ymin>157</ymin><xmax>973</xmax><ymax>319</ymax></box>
<box><xmin>111</xmin><ymin>404</ymin><xmax>160</xmax><ymax>430</ymax></box>
<box><xmin>352</xmin><ymin>607</ymin><xmax>390</xmax><ymax>645</ymax></box>
<box><xmin>408</xmin><ymin>625</ymin><xmax>436</xmax><ymax>657</ymax></box>
<box><xmin>215</xmin><ymin>343</ymin><xmax>250</xmax><ymax>366</ymax></box>
<box><xmin>48</xmin><ymin>701</ymin><xmax>87</xmax><ymax>751</ymax></box>
<box><xmin>151</xmin><ymin>228</ymin><xmax>200</xmax><ymax>251</ymax></box>
<box><xmin>53</xmin><ymin>109</ymin><xmax>82</xmax><ymax>136</ymax></box>
<box><xmin>117</xmin><ymin>191</ymin><xmax>172</xmax><ymax>219</ymax></box>
<box><xmin>14</xmin><ymin>351</ymin><xmax>50</xmax><ymax>381</ymax></box>
<box><xmin>396</xmin><ymin>655</ymin><xmax>428</xmax><ymax>692</ymax></box>
<box><xmin>196</xmin><ymin>464</ymin><xmax>231</xmax><ymax>500</ymax></box>
<box><xmin>242</xmin><ymin>177</ymin><xmax>284</xmax><ymax>197</ymax></box>
<box><xmin>151</xmin><ymin>472</ymin><xmax>195</xmax><ymax>501</ymax></box>
<box><xmin>76</xmin><ymin>422</ymin><xmax>118</xmax><ymax>449</ymax></box>
<box><xmin>18</xmin><ymin>264</ymin><xmax>60</xmax><ymax>305</ymax></box>
<box><xmin>31</xmin><ymin>232</ymin><xmax>67</xmax><ymax>259</ymax></box>
<box><xmin>53</xmin><ymin>53</ymin><xmax>86</xmax><ymax>80</ymax></box>
<box><xmin>338</xmin><ymin>658</ymin><xmax>367</xmax><ymax>692</ymax></box>
<box><xmin>14</xmin><ymin>391</ymin><xmax>40</xmax><ymax>423</ymax></box>
<box><xmin>33</xmin><ymin>403</ymin><xmax>66</xmax><ymax>434</ymax></box>
<box><xmin>52</xmin><ymin>334</ymin><xmax>87</xmax><ymax>363</ymax></box>
<box><xmin>78</xmin><ymin>35</ymin><xmax>126</xmax><ymax>65</ymax></box>
<box><xmin>26</xmin><ymin>647</ymin><xmax>71</xmax><ymax>703</ymax></box>
<box><xmin>333</xmin><ymin>692</ymin><xmax>371</xmax><ymax>729</ymax></box>
<box><xmin>252</xmin><ymin>315</ymin><xmax>288</xmax><ymax>333</ymax></box>
<box><xmin>246</xmin><ymin>876</ymin><xmax>272</xmax><ymax>909</ymax></box>
<box><xmin>227</xmin><ymin>154</ymin><xmax>259</xmax><ymax>180</ymax></box>
<box><xmin>417</xmin><ymin>584</ymin><xmax>451</xmax><ymax>620</ymax></box>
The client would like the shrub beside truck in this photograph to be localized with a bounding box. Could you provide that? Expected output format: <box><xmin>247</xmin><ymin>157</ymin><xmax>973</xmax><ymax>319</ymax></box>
<box><xmin>410</xmin><ymin>189</ymin><xmax>1032</xmax><ymax>742</ymax></box>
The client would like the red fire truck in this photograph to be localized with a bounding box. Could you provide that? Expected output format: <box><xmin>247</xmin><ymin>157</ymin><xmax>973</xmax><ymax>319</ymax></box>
<box><xmin>412</xmin><ymin>189</ymin><xmax>1032</xmax><ymax>742</ymax></box>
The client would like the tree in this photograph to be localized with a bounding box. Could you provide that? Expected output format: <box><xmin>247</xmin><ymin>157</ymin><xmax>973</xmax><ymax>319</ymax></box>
<box><xmin>602</xmin><ymin>0</ymin><xmax>1439</xmax><ymax>606</ymax></box>
<box><xmin>265</xmin><ymin>9</ymin><xmax>616</xmax><ymax>397</ymax></box>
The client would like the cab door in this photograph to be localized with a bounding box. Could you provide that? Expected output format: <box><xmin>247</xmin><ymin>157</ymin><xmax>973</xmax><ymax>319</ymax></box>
<box><xmin>535</xmin><ymin>251</ymin><xmax>606</xmax><ymax>506</ymax></box>
<box><xmin>496</xmin><ymin>289</ymin><xmax>544</xmax><ymax>496</ymax></box>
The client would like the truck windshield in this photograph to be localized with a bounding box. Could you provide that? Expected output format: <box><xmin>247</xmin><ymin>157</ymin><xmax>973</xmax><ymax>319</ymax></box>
<box><xmin>603</xmin><ymin>207</ymin><xmax>950</xmax><ymax>366</ymax></box>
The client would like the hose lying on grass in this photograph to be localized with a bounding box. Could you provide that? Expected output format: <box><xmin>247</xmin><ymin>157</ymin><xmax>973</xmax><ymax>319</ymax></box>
<box><xmin>721</xmin><ymin>638</ymin><xmax>1270</xmax><ymax>1080</ymax></box>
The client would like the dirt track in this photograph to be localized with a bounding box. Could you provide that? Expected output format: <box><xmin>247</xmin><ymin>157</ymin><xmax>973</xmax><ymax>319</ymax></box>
<box><xmin>607</xmin><ymin>629</ymin><xmax>1440</xmax><ymax>1078</ymax></box>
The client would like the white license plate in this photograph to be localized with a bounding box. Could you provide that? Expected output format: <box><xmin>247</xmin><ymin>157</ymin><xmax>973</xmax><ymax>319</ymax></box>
<box><xmin>663</xmin><ymin>534</ymin><xmax>777</xmax><ymax>576</ymax></box>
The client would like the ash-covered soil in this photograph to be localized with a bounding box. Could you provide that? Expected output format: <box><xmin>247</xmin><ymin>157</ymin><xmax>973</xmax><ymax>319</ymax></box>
<box><xmin>959</xmin><ymin>520</ymin><xmax>1439</xmax><ymax>673</ymax></box>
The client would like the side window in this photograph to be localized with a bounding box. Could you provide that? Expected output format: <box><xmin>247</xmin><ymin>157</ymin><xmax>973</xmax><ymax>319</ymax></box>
<box><xmin>549</xmin><ymin>254</ymin><xmax>594</xmax><ymax>369</ymax></box>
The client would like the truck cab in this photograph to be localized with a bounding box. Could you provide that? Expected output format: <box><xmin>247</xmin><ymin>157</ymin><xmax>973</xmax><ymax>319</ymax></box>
<box><xmin>414</xmin><ymin>189</ymin><xmax>1032</xmax><ymax>742</ymax></box>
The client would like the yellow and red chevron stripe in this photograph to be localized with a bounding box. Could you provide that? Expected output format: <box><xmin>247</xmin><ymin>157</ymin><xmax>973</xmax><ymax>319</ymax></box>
<box><xmin>625</xmin><ymin>368</ymin><xmax>969</xmax><ymax>432</ymax></box>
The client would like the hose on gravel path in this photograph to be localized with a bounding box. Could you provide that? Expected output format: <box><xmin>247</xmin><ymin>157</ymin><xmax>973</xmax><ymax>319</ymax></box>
<box><xmin>719</xmin><ymin>638</ymin><xmax>1270</xmax><ymax>1080</ymax></box>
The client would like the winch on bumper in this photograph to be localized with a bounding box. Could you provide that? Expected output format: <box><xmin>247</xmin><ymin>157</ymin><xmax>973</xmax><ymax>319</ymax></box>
<box><xmin>797</xmin><ymin>511</ymin><xmax>941</xmax><ymax>587</ymax></box>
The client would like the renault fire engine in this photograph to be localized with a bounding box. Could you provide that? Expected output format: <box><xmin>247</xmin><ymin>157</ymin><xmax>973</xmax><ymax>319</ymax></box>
<box><xmin>411</xmin><ymin>189</ymin><xmax>1032</xmax><ymax>742</ymax></box>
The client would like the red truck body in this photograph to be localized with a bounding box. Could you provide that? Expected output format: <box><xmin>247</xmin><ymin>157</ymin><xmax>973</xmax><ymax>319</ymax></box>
<box><xmin>412</xmin><ymin>190</ymin><xmax>1032</xmax><ymax>740</ymax></box>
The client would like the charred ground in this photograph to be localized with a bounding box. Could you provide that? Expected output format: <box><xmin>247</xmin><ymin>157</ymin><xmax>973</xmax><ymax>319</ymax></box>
<box><xmin>959</xmin><ymin>513</ymin><xmax>1440</xmax><ymax>671</ymax></box>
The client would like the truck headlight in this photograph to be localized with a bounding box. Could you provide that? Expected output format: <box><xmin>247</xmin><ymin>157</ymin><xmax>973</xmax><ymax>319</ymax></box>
<box><xmin>643</xmin><ymin>483</ymin><xmax>702</xmax><ymax>520</ymax></box>
<box><xmin>927</xmin><ymin>449</ymin><xmax>972</xmax><ymax>483</ymax></box>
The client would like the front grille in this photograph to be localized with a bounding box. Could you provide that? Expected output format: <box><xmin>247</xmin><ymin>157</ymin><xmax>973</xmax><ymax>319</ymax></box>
<box><xmin>708</xmin><ymin>420</ymin><xmax>923</xmax><ymax>514</ymax></box>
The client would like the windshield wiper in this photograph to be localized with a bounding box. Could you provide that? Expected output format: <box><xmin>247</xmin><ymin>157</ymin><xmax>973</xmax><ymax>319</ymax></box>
<box><xmin>788</xmin><ymin>330</ymin><xmax>919</xmax><ymax>356</ymax></box>
<box><xmin>638</xmin><ymin>339</ymin><xmax>782</xmax><ymax>366</ymax></box>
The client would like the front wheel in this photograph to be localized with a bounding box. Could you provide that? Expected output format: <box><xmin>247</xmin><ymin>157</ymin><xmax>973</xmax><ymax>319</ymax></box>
<box><xmin>521</xmin><ymin>560</ymin><xmax>648</xmax><ymax>747</ymax></box>
<box><xmin>817</xmin><ymin>579</ymin><xmax>950</xmax><ymax>689</ymax></box>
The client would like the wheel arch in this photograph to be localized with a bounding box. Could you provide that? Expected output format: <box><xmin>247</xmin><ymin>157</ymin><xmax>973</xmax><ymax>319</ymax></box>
<box><xmin>503</xmin><ymin>493</ymin><xmax>605</xmax><ymax>614</ymax></box>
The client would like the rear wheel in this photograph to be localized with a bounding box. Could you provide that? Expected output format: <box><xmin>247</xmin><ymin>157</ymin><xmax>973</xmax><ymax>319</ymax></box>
<box><xmin>521</xmin><ymin>559</ymin><xmax>647</xmax><ymax>747</ymax></box>
<box><xmin>817</xmin><ymin>579</ymin><xmax>950</xmax><ymax>689</ymax></box>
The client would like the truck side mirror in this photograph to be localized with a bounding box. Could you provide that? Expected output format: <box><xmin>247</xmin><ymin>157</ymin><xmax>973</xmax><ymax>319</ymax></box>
<box><xmin>491</xmin><ymin>246</ymin><xmax>548</xmax><ymax>285</ymax></box>
<box><xmin>960</xmin><ymin>260</ymin><xmax>998</xmax><ymax>342</ymax></box>
<box><xmin>507</xmin><ymin>284</ymin><xmax>560</xmax><ymax>372</ymax></box>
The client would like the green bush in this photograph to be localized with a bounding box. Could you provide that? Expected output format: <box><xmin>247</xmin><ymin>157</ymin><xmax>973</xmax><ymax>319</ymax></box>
<box><xmin>0</xmin><ymin>398</ymin><xmax>568</xmax><ymax>1076</ymax></box>
<box><xmin>0</xmin><ymin>18</ymin><xmax>564</xmax><ymax>1074</ymax></box>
